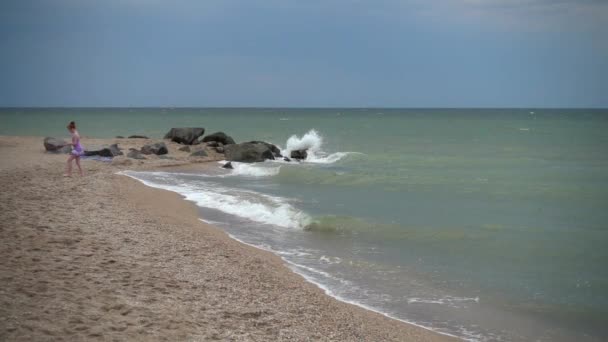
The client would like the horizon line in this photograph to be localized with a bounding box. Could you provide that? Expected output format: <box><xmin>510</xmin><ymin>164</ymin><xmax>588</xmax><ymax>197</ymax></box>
<box><xmin>1</xmin><ymin>106</ymin><xmax>607</xmax><ymax>110</ymax></box>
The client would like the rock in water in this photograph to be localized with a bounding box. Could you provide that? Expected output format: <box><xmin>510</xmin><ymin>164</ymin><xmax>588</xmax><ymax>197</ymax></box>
<box><xmin>202</xmin><ymin>132</ymin><xmax>236</xmax><ymax>145</ymax></box>
<box><xmin>163</xmin><ymin>128</ymin><xmax>205</xmax><ymax>145</ymax></box>
<box><xmin>127</xmin><ymin>150</ymin><xmax>146</xmax><ymax>160</ymax></box>
<box><xmin>222</xmin><ymin>162</ymin><xmax>234</xmax><ymax>169</ymax></box>
<box><xmin>178</xmin><ymin>146</ymin><xmax>191</xmax><ymax>152</ymax></box>
<box><xmin>224</xmin><ymin>142</ymin><xmax>275</xmax><ymax>163</ymax></box>
<box><xmin>43</xmin><ymin>137</ymin><xmax>70</xmax><ymax>153</ymax></box>
<box><xmin>283</xmin><ymin>157</ymin><xmax>291</xmax><ymax>162</ymax></box>
<box><xmin>290</xmin><ymin>149</ymin><xmax>308</xmax><ymax>160</ymax></box>
<box><xmin>127</xmin><ymin>135</ymin><xmax>149</xmax><ymax>139</ymax></box>
<box><xmin>115</xmin><ymin>136</ymin><xmax>125</xmax><ymax>139</ymax></box>
<box><xmin>247</xmin><ymin>141</ymin><xmax>282</xmax><ymax>158</ymax></box>
<box><xmin>141</xmin><ymin>142</ymin><xmax>168</xmax><ymax>155</ymax></box>
<box><xmin>190</xmin><ymin>150</ymin><xmax>208</xmax><ymax>157</ymax></box>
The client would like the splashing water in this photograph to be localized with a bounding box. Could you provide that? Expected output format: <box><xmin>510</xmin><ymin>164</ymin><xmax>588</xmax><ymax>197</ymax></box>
<box><xmin>282</xmin><ymin>129</ymin><xmax>358</xmax><ymax>164</ymax></box>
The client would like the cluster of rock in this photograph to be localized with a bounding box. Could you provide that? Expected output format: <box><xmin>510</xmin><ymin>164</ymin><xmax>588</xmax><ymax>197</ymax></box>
<box><xmin>43</xmin><ymin>127</ymin><xmax>310</xmax><ymax>164</ymax></box>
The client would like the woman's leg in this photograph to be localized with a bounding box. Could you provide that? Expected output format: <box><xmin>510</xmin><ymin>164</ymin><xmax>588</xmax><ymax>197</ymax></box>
<box><xmin>75</xmin><ymin>156</ymin><xmax>84</xmax><ymax>176</ymax></box>
<box><xmin>65</xmin><ymin>155</ymin><xmax>74</xmax><ymax>176</ymax></box>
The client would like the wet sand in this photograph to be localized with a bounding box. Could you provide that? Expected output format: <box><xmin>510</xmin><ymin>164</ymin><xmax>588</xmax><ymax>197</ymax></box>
<box><xmin>0</xmin><ymin>135</ymin><xmax>455</xmax><ymax>341</ymax></box>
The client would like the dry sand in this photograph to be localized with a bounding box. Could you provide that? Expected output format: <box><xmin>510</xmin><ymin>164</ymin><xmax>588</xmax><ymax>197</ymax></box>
<box><xmin>0</xmin><ymin>136</ymin><xmax>455</xmax><ymax>341</ymax></box>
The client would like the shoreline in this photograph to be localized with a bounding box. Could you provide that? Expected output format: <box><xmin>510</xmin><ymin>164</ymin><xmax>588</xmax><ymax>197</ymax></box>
<box><xmin>0</xmin><ymin>135</ymin><xmax>455</xmax><ymax>341</ymax></box>
<box><xmin>121</xmin><ymin>172</ymin><xmax>459</xmax><ymax>341</ymax></box>
<box><xmin>223</xmin><ymin>229</ymin><xmax>464</xmax><ymax>341</ymax></box>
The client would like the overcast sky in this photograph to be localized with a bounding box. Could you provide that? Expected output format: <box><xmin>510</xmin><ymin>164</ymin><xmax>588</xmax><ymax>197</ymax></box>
<box><xmin>0</xmin><ymin>0</ymin><xmax>606</xmax><ymax>107</ymax></box>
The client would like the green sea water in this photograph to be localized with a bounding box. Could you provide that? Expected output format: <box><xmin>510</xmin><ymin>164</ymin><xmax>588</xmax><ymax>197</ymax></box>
<box><xmin>2</xmin><ymin>108</ymin><xmax>608</xmax><ymax>341</ymax></box>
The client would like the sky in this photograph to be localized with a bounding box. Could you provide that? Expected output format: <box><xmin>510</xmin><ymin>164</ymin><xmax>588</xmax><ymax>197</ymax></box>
<box><xmin>0</xmin><ymin>0</ymin><xmax>606</xmax><ymax>108</ymax></box>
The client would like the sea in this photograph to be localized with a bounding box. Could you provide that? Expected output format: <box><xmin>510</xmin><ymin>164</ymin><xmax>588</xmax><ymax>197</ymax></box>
<box><xmin>2</xmin><ymin>108</ymin><xmax>607</xmax><ymax>341</ymax></box>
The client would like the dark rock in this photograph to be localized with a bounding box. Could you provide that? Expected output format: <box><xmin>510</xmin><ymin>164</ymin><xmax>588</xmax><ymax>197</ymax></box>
<box><xmin>178</xmin><ymin>146</ymin><xmax>191</xmax><ymax>152</ymax></box>
<box><xmin>247</xmin><ymin>141</ymin><xmax>282</xmax><ymax>158</ymax></box>
<box><xmin>97</xmin><ymin>148</ymin><xmax>114</xmax><ymax>157</ymax></box>
<box><xmin>290</xmin><ymin>149</ymin><xmax>308</xmax><ymax>160</ymax></box>
<box><xmin>141</xmin><ymin>142</ymin><xmax>168</xmax><ymax>155</ymax></box>
<box><xmin>115</xmin><ymin>136</ymin><xmax>125</xmax><ymax>139</ymax></box>
<box><xmin>84</xmin><ymin>144</ymin><xmax>123</xmax><ymax>157</ymax></box>
<box><xmin>224</xmin><ymin>142</ymin><xmax>275</xmax><ymax>163</ymax></box>
<box><xmin>190</xmin><ymin>150</ymin><xmax>208</xmax><ymax>157</ymax></box>
<box><xmin>222</xmin><ymin>162</ymin><xmax>233</xmax><ymax>169</ymax></box>
<box><xmin>164</xmin><ymin>128</ymin><xmax>205</xmax><ymax>145</ymax></box>
<box><xmin>128</xmin><ymin>135</ymin><xmax>149</xmax><ymax>139</ymax></box>
<box><xmin>127</xmin><ymin>150</ymin><xmax>146</xmax><ymax>160</ymax></box>
<box><xmin>215</xmin><ymin>146</ymin><xmax>225</xmax><ymax>153</ymax></box>
<box><xmin>43</xmin><ymin>137</ymin><xmax>70</xmax><ymax>153</ymax></box>
<box><xmin>283</xmin><ymin>157</ymin><xmax>291</xmax><ymax>162</ymax></box>
<box><xmin>109</xmin><ymin>144</ymin><xmax>123</xmax><ymax>155</ymax></box>
<box><xmin>202</xmin><ymin>132</ymin><xmax>236</xmax><ymax>145</ymax></box>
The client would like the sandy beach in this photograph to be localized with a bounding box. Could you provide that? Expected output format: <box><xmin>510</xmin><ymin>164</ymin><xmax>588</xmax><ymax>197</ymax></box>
<box><xmin>0</xmin><ymin>135</ymin><xmax>454</xmax><ymax>341</ymax></box>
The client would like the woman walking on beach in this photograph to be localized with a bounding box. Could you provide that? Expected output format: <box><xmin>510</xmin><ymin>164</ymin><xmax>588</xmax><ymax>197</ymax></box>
<box><xmin>64</xmin><ymin>121</ymin><xmax>84</xmax><ymax>177</ymax></box>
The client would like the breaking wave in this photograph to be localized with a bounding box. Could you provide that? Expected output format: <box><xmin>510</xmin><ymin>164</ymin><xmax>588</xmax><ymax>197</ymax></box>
<box><xmin>120</xmin><ymin>171</ymin><xmax>311</xmax><ymax>229</ymax></box>
<box><xmin>220</xmin><ymin>161</ymin><xmax>281</xmax><ymax>177</ymax></box>
<box><xmin>281</xmin><ymin>129</ymin><xmax>359</xmax><ymax>164</ymax></box>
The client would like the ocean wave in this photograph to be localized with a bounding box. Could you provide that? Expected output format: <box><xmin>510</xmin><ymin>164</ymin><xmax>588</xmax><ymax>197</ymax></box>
<box><xmin>408</xmin><ymin>296</ymin><xmax>480</xmax><ymax>307</ymax></box>
<box><xmin>307</xmin><ymin>151</ymin><xmax>358</xmax><ymax>164</ymax></box>
<box><xmin>319</xmin><ymin>255</ymin><xmax>342</xmax><ymax>264</ymax></box>
<box><xmin>281</xmin><ymin>129</ymin><xmax>359</xmax><ymax>164</ymax></box>
<box><xmin>304</xmin><ymin>216</ymin><xmax>357</xmax><ymax>233</ymax></box>
<box><xmin>219</xmin><ymin>161</ymin><xmax>281</xmax><ymax>177</ymax></box>
<box><xmin>175</xmin><ymin>187</ymin><xmax>310</xmax><ymax>229</ymax></box>
<box><xmin>121</xmin><ymin>171</ymin><xmax>311</xmax><ymax>229</ymax></box>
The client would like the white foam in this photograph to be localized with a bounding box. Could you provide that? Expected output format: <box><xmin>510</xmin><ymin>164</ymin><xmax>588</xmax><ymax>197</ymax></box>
<box><xmin>181</xmin><ymin>188</ymin><xmax>309</xmax><ymax>229</ymax></box>
<box><xmin>408</xmin><ymin>296</ymin><xmax>480</xmax><ymax>307</ymax></box>
<box><xmin>199</xmin><ymin>218</ymin><xmax>224</xmax><ymax>225</ymax></box>
<box><xmin>285</xmin><ymin>129</ymin><xmax>323</xmax><ymax>154</ymax></box>
<box><xmin>120</xmin><ymin>171</ymin><xmax>311</xmax><ymax>229</ymax></box>
<box><xmin>227</xmin><ymin>162</ymin><xmax>281</xmax><ymax>177</ymax></box>
<box><xmin>319</xmin><ymin>255</ymin><xmax>342</xmax><ymax>264</ymax></box>
<box><xmin>307</xmin><ymin>151</ymin><xmax>355</xmax><ymax>164</ymax></box>
<box><xmin>282</xmin><ymin>129</ymin><xmax>359</xmax><ymax>164</ymax></box>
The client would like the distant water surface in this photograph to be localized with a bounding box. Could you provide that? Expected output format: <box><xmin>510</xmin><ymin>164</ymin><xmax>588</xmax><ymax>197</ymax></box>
<box><xmin>3</xmin><ymin>108</ymin><xmax>608</xmax><ymax>341</ymax></box>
